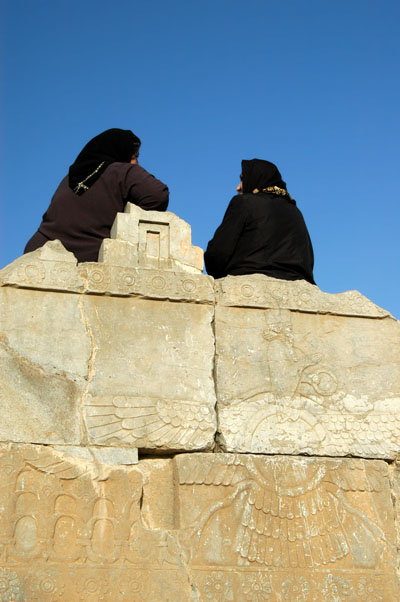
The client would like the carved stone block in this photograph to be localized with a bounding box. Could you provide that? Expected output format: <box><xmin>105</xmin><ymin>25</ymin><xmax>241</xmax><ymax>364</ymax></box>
<box><xmin>0</xmin><ymin>446</ymin><xmax>398</xmax><ymax>601</ymax></box>
<box><xmin>82</xmin><ymin>295</ymin><xmax>217</xmax><ymax>451</ymax></box>
<box><xmin>215</xmin><ymin>274</ymin><xmax>392</xmax><ymax>318</ymax></box>
<box><xmin>174</xmin><ymin>453</ymin><xmax>399</xmax><ymax>601</ymax></box>
<box><xmin>0</xmin><ymin>240</ymin><xmax>85</xmax><ymax>294</ymax></box>
<box><xmin>215</xmin><ymin>304</ymin><xmax>400</xmax><ymax>458</ymax></box>
<box><xmin>0</xmin><ymin>287</ymin><xmax>90</xmax><ymax>444</ymax></box>
<box><xmin>78</xmin><ymin>263</ymin><xmax>215</xmax><ymax>302</ymax></box>
<box><xmin>106</xmin><ymin>203</ymin><xmax>203</xmax><ymax>272</ymax></box>
<box><xmin>0</xmin><ymin>444</ymin><xmax>194</xmax><ymax>601</ymax></box>
<box><xmin>1</xmin><ymin>242</ymin><xmax>214</xmax><ymax>302</ymax></box>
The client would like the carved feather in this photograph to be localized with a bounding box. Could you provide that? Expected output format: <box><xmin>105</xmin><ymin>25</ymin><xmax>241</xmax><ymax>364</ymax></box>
<box><xmin>85</xmin><ymin>396</ymin><xmax>216</xmax><ymax>447</ymax></box>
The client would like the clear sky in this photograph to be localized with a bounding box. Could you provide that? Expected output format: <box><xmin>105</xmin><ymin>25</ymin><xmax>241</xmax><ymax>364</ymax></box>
<box><xmin>1</xmin><ymin>0</ymin><xmax>399</xmax><ymax>318</ymax></box>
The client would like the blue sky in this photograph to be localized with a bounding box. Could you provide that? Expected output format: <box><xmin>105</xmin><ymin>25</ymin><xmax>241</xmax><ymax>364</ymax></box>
<box><xmin>1</xmin><ymin>0</ymin><xmax>399</xmax><ymax>318</ymax></box>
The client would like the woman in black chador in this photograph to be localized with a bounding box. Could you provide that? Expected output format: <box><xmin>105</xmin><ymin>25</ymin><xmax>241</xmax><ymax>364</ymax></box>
<box><xmin>24</xmin><ymin>128</ymin><xmax>169</xmax><ymax>263</ymax></box>
<box><xmin>204</xmin><ymin>159</ymin><xmax>315</xmax><ymax>284</ymax></box>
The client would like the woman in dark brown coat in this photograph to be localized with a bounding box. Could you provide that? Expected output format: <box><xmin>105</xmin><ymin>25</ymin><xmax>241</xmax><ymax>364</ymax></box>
<box><xmin>24</xmin><ymin>128</ymin><xmax>169</xmax><ymax>262</ymax></box>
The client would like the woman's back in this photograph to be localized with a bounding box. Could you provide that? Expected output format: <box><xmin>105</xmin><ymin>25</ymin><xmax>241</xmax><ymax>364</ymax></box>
<box><xmin>24</xmin><ymin>129</ymin><xmax>169</xmax><ymax>262</ymax></box>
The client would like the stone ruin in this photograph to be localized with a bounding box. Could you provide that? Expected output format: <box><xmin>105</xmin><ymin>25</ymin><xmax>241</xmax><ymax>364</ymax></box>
<box><xmin>0</xmin><ymin>203</ymin><xmax>399</xmax><ymax>601</ymax></box>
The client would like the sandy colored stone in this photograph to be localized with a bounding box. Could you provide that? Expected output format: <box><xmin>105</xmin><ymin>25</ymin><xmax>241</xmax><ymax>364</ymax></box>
<box><xmin>83</xmin><ymin>295</ymin><xmax>217</xmax><ymax>451</ymax></box>
<box><xmin>53</xmin><ymin>445</ymin><xmax>138</xmax><ymax>465</ymax></box>
<box><xmin>0</xmin><ymin>240</ymin><xmax>85</xmax><ymax>293</ymax></box>
<box><xmin>0</xmin><ymin>287</ymin><xmax>91</xmax><ymax>378</ymax></box>
<box><xmin>106</xmin><ymin>203</ymin><xmax>203</xmax><ymax>272</ymax></box>
<box><xmin>78</xmin><ymin>262</ymin><xmax>215</xmax><ymax>301</ymax></box>
<box><xmin>0</xmin><ymin>286</ymin><xmax>89</xmax><ymax>444</ymax></box>
<box><xmin>0</xmin><ymin>444</ymin><xmax>193</xmax><ymax>601</ymax></box>
<box><xmin>215</xmin><ymin>301</ymin><xmax>400</xmax><ymax>458</ymax></box>
<box><xmin>0</xmin><ymin>339</ymin><xmax>81</xmax><ymax>444</ymax></box>
<box><xmin>215</xmin><ymin>273</ymin><xmax>392</xmax><ymax>318</ymax></box>
<box><xmin>174</xmin><ymin>453</ymin><xmax>399</xmax><ymax>601</ymax></box>
<box><xmin>0</xmin><ymin>446</ymin><xmax>398</xmax><ymax>601</ymax></box>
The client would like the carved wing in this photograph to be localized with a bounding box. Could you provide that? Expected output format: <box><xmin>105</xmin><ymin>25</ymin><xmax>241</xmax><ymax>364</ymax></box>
<box><xmin>25</xmin><ymin>453</ymin><xmax>92</xmax><ymax>480</ymax></box>
<box><xmin>322</xmin><ymin>413</ymin><xmax>400</xmax><ymax>458</ymax></box>
<box><xmin>236</xmin><ymin>482</ymin><xmax>349</xmax><ymax>568</ymax></box>
<box><xmin>85</xmin><ymin>397</ymin><xmax>216</xmax><ymax>449</ymax></box>
<box><xmin>325</xmin><ymin>459</ymin><xmax>387</xmax><ymax>493</ymax></box>
<box><xmin>177</xmin><ymin>453</ymin><xmax>246</xmax><ymax>487</ymax></box>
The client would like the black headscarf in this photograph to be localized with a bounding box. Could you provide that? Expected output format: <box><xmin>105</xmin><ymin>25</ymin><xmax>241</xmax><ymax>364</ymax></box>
<box><xmin>241</xmin><ymin>159</ymin><xmax>287</xmax><ymax>194</ymax></box>
<box><xmin>68</xmin><ymin>128</ymin><xmax>141</xmax><ymax>195</ymax></box>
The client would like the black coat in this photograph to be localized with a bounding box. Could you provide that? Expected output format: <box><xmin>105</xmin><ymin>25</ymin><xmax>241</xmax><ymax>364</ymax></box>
<box><xmin>204</xmin><ymin>191</ymin><xmax>315</xmax><ymax>284</ymax></box>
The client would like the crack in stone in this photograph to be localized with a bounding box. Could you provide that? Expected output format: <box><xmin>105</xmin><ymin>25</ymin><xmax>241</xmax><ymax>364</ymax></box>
<box><xmin>78</xmin><ymin>295</ymin><xmax>98</xmax><ymax>445</ymax></box>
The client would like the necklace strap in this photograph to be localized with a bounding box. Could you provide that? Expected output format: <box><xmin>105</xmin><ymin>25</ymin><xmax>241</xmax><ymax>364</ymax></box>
<box><xmin>73</xmin><ymin>161</ymin><xmax>105</xmax><ymax>194</ymax></box>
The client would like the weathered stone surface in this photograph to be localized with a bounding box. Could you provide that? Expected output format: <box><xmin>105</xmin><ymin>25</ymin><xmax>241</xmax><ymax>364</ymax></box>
<box><xmin>0</xmin><ymin>287</ymin><xmax>91</xmax><ymax>378</ymax></box>
<box><xmin>105</xmin><ymin>203</ymin><xmax>203</xmax><ymax>272</ymax></box>
<box><xmin>0</xmin><ymin>242</ymin><xmax>214</xmax><ymax>302</ymax></box>
<box><xmin>2</xmin><ymin>209</ymin><xmax>400</xmax><ymax>600</ymax></box>
<box><xmin>0</xmin><ymin>339</ymin><xmax>81</xmax><ymax>444</ymax></box>
<box><xmin>0</xmin><ymin>446</ymin><xmax>398</xmax><ymax>601</ymax></box>
<box><xmin>83</xmin><ymin>295</ymin><xmax>216</xmax><ymax>451</ymax></box>
<box><xmin>174</xmin><ymin>453</ymin><xmax>399</xmax><ymax>601</ymax></box>
<box><xmin>0</xmin><ymin>240</ymin><xmax>85</xmax><ymax>293</ymax></box>
<box><xmin>0</xmin><ymin>444</ymin><xmax>193</xmax><ymax>601</ymax></box>
<box><xmin>0</xmin><ymin>286</ymin><xmax>89</xmax><ymax>444</ymax></box>
<box><xmin>216</xmin><ymin>302</ymin><xmax>400</xmax><ymax>458</ymax></box>
<box><xmin>53</xmin><ymin>445</ymin><xmax>139</xmax><ymax>466</ymax></box>
<box><xmin>216</xmin><ymin>274</ymin><xmax>392</xmax><ymax>318</ymax></box>
<box><xmin>78</xmin><ymin>262</ymin><xmax>215</xmax><ymax>302</ymax></box>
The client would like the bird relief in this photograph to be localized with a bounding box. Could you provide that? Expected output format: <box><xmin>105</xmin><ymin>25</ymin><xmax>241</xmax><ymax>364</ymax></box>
<box><xmin>219</xmin><ymin>309</ymin><xmax>346</xmax><ymax>452</ymax></box>
<box><xmin>175</xmin><ymin>454</ymin><xmax>391</xmax><ymax>572</ymax></box>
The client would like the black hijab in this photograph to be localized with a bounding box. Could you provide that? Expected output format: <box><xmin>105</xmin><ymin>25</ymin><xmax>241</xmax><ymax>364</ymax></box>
<box><xmin>68</xmin><ymin>128</ymin><xmax>141</xmax><ymax>195</ymax></box>
<box><xmin>241</xmin><ymin>159</ymin><xmax>288</xmax><ymax>195</ymax></box>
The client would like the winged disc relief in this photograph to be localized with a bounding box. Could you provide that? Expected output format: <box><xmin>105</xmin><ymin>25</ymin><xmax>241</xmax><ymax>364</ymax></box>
<box><xmin>84</xmin><ymin>395</ymin><xmax>216</xmax><ymax>451</ymax></box>
<box><xmin>175</xmin><ymin>454</ymin><xmax>392</xmax><ymax>571</ymax></box>
<box><xmin>218</xmin><ymin>309</ymin><xmax>400</xmax><ymax>457</ymax></box>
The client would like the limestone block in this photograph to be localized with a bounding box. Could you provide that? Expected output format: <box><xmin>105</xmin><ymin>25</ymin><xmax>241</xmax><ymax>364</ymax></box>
<box><xmin>106</xmin><ymin>203</ymin><xmax>203</xmax><ymax>272</ymax></box>
<box><xmin>83</xmin><ymin>295</ymin><xmax>217</xmax><ymax>451</ymax></box>
<box><xmin>78</xmin><ymin>262</ymin><xmax>215</xmax><ymax>302</ymax></box>
<box><xmin>0</xmin><ymin>287</ymin><xmax>91</xmax><ymax>378</ymax></box>
<box><xmin>174</xmin><ymin>453</ymin><xmax>399</xmax><ymax>601</ymax></box>
<box><xmin>0</xmin><ymin>240</ymin><xmax>85</xmax><ymax>293</ymax></box>
<box><xmin>215</xmin><ymin>285</ymin><xmax>400</xmax><ymax>458</ymax></box>
<box><xmin>0</xmin><ymin>340</ymin><xmax>81</xmax><ymax>444</ymax></box>
<box><xmin>1</xmin><ymin>238</ymin><xmax>214</xmax><ymax>302</ymax></box>
<box><xmin>1</xmin><ymin>446</ymin><xmax>398</xmax><ymax>601</ymax></box>
<box><xmin>53</xmin><ymin>445</ymin><xmax>138</xmax><ymax>466</ymax></box>
<box><xmin>0</xmin><ymin>444</ymin><xmax>194</xmax><ymax>601</ymax></box>
<box><xmin>0</xmin><ymin>286</ymin><xmax>90</xmax><ymax>444</ymax></box>
<box><xmin>216</xmin><ymin>274</ymin><xmax>391</xmax><ymax>318</ymax></box>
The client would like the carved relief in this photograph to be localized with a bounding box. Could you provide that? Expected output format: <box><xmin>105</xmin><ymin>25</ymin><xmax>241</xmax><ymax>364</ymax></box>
<box><xmin>85</xmin><ymin>395</ymin><xmax>216</xmax><ymax>450</ymax></box>
<box><xmin>215</xmin><ymin>274</ymin><xmax>391</xmax><ymax>318</ymax></box>
<box><xmin>0</xmin><ymin>447</ymin><xmax>398</xmax><ymax>601</ymax></box>
<box><xmin>217</xmin><ymin>307</ymin><xmax>400</xmax><ymax>458</ymax></box>
<box><xmin>175</xmin><ymin>453</ymin><xmax>398</xmax><ymax>600</ymax></box>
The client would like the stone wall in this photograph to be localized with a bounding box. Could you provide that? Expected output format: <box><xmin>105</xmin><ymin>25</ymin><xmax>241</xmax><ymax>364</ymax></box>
<box><xmin>0</xmin><ymin>204</ymin><xmax>399</xmax><ymax>601</ymax></box>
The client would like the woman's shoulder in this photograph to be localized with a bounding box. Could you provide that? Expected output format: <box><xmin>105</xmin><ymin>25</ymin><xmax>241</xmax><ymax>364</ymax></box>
<box><xmin>103</xmin><ymin>162</ymin><xmax>133</xmax><ymax>176</ymax></box>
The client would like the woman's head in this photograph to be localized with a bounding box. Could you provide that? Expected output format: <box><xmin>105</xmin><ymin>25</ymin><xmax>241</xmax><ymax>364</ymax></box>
<box><xmin>239</xmin><ymin>159</ymin><xmax>286</xmax><ymax>195</ymax></box>
<box><xmin>69</xmin><ymin>128</ymin><xmax>141</xmax><ymax>194</ymax></box>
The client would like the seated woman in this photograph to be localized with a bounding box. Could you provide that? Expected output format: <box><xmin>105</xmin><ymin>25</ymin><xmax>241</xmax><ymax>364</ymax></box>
<box><xmin>24</xmin><ymin>128</ymin><xmax>169</xmax><ymax>263</ymax></box>
<box><xmin>204</xmin><ymin>159</ymin><xmax>315</xmax><ymax>284</ymax></box>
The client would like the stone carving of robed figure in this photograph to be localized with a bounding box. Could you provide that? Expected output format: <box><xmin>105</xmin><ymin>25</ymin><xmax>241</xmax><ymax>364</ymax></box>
<box><xmin>24</xmin><ymin>128</ymin><xmax>169</xmax><ymax>263</ymax></box>
<box><xmin>204</xmin><ymin>159</ymin><xmax>315</xmax><ymax>284</ymax></box>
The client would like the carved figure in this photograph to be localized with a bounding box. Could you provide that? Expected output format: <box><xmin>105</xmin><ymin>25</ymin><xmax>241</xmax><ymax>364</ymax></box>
<box><xmin>177</xmin><ymin>454</ymin><xmax>388</xmax><ymax>570</ymax></box>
